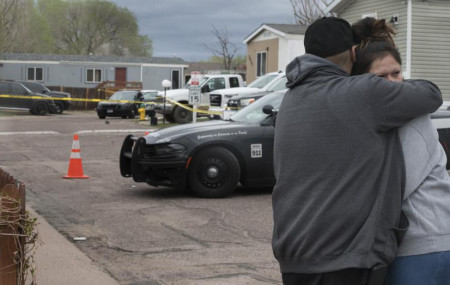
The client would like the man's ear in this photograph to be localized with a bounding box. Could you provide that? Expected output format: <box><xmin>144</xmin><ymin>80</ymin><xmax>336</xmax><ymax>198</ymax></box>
<box><xmin>350</xmin><ymin>46</ymin><xmax>357</xmax><ymax>63</ymax></box>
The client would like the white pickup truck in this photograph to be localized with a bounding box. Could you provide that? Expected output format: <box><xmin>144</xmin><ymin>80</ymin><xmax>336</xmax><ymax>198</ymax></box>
<box><xmin>154</xmin><ymin>74</ymin><xmax>245</xmax><ymax>124</ymax></box>
<box><xmin>209</xmin><ymin>71</ymin><xmax>286</xmax><ymax>118</ymax></box>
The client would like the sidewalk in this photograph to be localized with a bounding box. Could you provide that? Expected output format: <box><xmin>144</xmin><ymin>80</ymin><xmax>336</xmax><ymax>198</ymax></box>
<box><xmin>28</xmin><ymin>207</ymin><xmax>119</xmax><ymax>285</ymax></box>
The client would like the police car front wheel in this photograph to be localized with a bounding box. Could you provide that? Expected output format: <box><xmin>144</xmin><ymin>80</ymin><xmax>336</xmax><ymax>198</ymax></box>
<box><xmin>188</xmin><ymin>147</ymin><xmax>240</xmax><ymax>198</ymax></box>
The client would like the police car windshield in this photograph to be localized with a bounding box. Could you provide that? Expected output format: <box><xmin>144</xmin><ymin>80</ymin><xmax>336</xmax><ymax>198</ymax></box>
<box><xmin>109</xmin><ymin>91</ymin><xmax>138</xmax><ymax>101</ymax></box>
<box><xmin>230</xmin><ymin>91</ymin><xmax>285</xmax><ymax>123</ymax></box>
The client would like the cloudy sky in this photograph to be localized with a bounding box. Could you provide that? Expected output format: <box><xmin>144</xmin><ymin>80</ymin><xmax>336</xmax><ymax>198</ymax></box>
<box><xmin>109</xmin><ymin>0</ymin><xmax>295</xmax><ymax>61</ymax></box>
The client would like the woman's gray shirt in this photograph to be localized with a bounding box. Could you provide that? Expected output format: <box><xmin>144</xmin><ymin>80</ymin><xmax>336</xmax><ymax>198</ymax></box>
<box><xmin>398</xmin><ymin>115</ymin><xmax>450</xmax><ymax>256</ymax></box>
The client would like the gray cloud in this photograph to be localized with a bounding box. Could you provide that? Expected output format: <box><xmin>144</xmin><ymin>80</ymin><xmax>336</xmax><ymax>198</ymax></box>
<box><xmin>110</xmin><ymin>0</ymin><xmax>294</xmax><ymax>61</ymax></box>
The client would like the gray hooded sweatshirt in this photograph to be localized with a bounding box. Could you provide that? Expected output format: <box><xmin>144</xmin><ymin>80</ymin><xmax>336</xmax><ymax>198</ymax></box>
<box><xmin>272</xmin><ymin>54</ymin><xmax>442</xmax><ymax>274</ymax></box>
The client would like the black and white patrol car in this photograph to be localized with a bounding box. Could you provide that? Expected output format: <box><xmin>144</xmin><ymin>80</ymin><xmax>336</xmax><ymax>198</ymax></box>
<box><xmin>120</xmin><ymin>90</ymin><xmax>450</xmax><ymax>198</ymax></box>
<box><xmin>120</xmin><ymin>91</ymin><xmax>285</xmax><ymax>198</ymax></box>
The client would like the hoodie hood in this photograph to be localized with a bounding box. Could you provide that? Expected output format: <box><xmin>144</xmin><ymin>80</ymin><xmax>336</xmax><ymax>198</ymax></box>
<box><xmin>285</xmin><ymin>54</ymin><xmax>348</xmax><ymax>89</ymax></box>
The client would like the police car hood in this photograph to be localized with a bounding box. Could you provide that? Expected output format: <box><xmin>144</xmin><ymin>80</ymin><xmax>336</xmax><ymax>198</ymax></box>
<box><xmin>144</xmin><ymin>120</ymin><xmax>256</xmax><ymax>143</ymax></box>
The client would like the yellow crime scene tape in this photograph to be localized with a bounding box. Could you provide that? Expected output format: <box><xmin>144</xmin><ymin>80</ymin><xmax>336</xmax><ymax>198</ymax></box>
<box><xmin>0</xmin><ymin>94</ymin><xmax>223</xmax><ymax>115</ymax></box>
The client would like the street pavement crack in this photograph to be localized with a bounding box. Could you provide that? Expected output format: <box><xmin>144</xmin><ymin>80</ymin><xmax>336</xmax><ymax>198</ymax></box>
<box><xmin>161</xmin><ymin>222</ymin><xmax>210</xmax><ymax>248</ymax></box>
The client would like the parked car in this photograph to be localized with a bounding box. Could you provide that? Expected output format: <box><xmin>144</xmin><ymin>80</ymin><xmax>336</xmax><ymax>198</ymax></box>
<box><xmin>223</xmin><ymin>75</ymin><xmax>288</xmax><ymax>119</ymax></box>
<box><xmin>154</xmin><ymin>74</ymin><xmax>245</xmax><ymax>124</ymax></box>
<box><xmin>209</xmin><ymin>71</ymin><xmax>285</xmax><ymax>118</ymax></box>
<box><xmin>16</xmin><ymin>81</ymin><xmax>72</xmax><ymax>114</ymax></box>
<box><xmin>96</xmin><ymin>89</ymin><xmax>158</xmax><ymax>119</ymax></box>
<box><xmin>0</xmin><ymin>80</ymin><xmax>57</xmax><ymax>115</ymax></box>
<box><xmin>121</xmin><ymin>90</ymin><xmax>282</xmax><ymax>198</ymax></box>
<box><xmin>120</xmin><ymin>90</ymin><xmax>450</xmax><ymax>198</ymax></box>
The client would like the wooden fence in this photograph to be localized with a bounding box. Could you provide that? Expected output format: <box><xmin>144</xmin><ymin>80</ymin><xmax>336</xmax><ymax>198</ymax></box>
<box><xmin>47</xmin><ymin>86</ymin><xmax>108</xmax><ymax>111</ymax></box>
<box><xmin>0</xmin><ymin>168</ymin><xmax>26</xmax><ymax>285</ymax></box>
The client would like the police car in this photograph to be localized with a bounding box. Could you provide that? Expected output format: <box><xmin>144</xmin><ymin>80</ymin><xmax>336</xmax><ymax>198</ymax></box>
<box><xmin>120</xmin><ymin>90</ymin><xmax>450</xmax><ymax>198</ymax></box>
<box><xmin>120</xmin><ymin>91</ymin><xmax>285</xmax><ymax>198</ymax></box>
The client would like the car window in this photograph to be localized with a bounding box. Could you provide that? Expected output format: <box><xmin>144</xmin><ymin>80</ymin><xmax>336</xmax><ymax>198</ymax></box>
<box><xmin>231</xmin><ymin>91</ymin><xmax>285</xmax><ymax>123</ymax></box>
<box><xmin>229</xmin><ymin>77</ymin><xmax>240</xmax><ymax>88</ymax></box>
<box><xmin>206</xmin><ymin>78</ymin><xmax>226</xmax><ymax>92</ymax></box>
<box><xmin>23</xmin><ymin>82</ymin><xmax>50</xmax><ymax>94</ymax></box>
<box><xmin>0</xmin><ymin>82</ymin><xmax>10</xmax><ymax>93</ymax></box>
<box><xmin>22</xmin><ymin>82</ymin><xmax>37</xmax><ymax>93</ymax></box>
<box><xmin>109</xmin><ymin>91</ymin><xmax>138</xmax><ymax>101</ymax></box>
<box><xmin>11</xmin><ymin>84</ymin><xmax>27</xmax><ymax>95</ymax></box>
<box><xmin>143</xmin><ymin>91</ymin><xmax>158</xmax><ymax>101</ymax></box>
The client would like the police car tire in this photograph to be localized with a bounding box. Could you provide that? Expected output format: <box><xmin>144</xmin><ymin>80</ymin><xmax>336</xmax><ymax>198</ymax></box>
<box><xmin>189</xmin><ymin>147</ymin><xmax>240</xmax><ymax>198</ymax></box>
<box><xmin>172</xmin><ymin>105</ymin><xmax>192</xmax><ymax>124</ymax></box>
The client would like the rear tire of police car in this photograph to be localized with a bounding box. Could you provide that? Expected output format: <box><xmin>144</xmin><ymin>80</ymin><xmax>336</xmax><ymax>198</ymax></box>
<box><xmin>31</xmin><ymin>102</ymin><xmax>48</xmax><ymax>115</ymax></box>
<box><xmin>172</xmin><ymin>105</ymin><xmax>192</xmax><ymax>124</ymax></box>
<box><xmin>188</xmin><ymin>147</ymin><xmax>240</xmax><ymax>198</ymax></box>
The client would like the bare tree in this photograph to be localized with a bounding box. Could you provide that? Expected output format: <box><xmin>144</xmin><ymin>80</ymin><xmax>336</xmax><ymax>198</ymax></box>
<box><xmin>0</xmin><ymin>0</ymin><xmax>23</xmax><ymax>52</ymax></box>
<box><xmin>202</xmin><ymin>25</ymin><xmax>239</xmax><ymax>71</ymax></box>
<box><xmin>290</xmin><ymin>0</ymin><xmax>332</xmax><ymax>25</ymax></box>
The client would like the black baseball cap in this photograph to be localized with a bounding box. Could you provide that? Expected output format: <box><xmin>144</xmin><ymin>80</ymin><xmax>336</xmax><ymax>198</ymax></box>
<box><xmin>304</xmin><ymin>17</ymin><xmax>354</xmax><ymax>58</ymax></box>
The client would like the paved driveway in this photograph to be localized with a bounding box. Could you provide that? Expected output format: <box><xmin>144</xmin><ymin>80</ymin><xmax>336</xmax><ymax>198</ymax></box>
<box><xmin>0</xmin><ymin>111</ymin><xmax>280</xmax><ymax>284</ymax></box>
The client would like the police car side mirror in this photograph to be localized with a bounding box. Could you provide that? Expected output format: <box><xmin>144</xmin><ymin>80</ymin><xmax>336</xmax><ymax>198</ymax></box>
<box><xmin>262</xmin><ymin>105</ymin><xmax>274</xmax><ymax>115</ymax></box>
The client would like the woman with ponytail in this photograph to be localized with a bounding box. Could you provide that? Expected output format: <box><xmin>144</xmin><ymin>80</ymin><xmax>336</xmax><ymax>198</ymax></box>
<box><xmin>352</xmin><ymin>17</ymin><xmax>450</xmax><ymax>285</ymax></box>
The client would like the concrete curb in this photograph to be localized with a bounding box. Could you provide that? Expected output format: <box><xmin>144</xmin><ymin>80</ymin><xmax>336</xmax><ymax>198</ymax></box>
<box><xmin>27</xmin><ymin>207</ymin><xmax>119</xmax><ymax>285</ymax></box>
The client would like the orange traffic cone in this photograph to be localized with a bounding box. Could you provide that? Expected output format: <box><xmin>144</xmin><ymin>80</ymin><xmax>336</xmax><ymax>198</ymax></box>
<box><xmin>63</xmin><ymin>134</ymin><xmax>89</xmax><ymax>179</ymax></box>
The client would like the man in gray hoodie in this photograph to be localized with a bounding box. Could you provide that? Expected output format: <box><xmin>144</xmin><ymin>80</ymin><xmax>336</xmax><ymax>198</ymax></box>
<box><xmin>272</xmin><ymin>17</ymin><xmax>443</xmax><ymax>285</ymax></box>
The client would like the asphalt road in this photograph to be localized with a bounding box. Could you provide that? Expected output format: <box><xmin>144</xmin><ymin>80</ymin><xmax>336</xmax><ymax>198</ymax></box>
<box><xmin>0</xmin><ymin>110</ymin><xmax>280</xmax><ymax>285</ymax></box>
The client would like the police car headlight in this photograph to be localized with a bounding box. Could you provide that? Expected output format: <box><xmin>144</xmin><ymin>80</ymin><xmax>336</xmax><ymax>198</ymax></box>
<box><xmin>152</xmin><ymin>143</ymin><xmax>186</xmax><ymax>157</ymax></box>
<box><xmin>241</xmin><ymin>98</ymin><xmax>256</xmax><ymax>106</ymax></box>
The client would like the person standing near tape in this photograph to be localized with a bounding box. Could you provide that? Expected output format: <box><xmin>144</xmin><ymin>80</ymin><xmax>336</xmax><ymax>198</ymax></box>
<box><xmin>271</xmin><ymin>17</ymin><xmax>442</xmax><ymax>285</ymax></box>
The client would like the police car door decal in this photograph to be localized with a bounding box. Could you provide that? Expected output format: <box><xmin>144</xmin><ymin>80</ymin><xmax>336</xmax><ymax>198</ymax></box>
<box><xmin>251</xmin><ymin>144</ymin><xmax>262</xmax><ymax>158</ymax></box>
